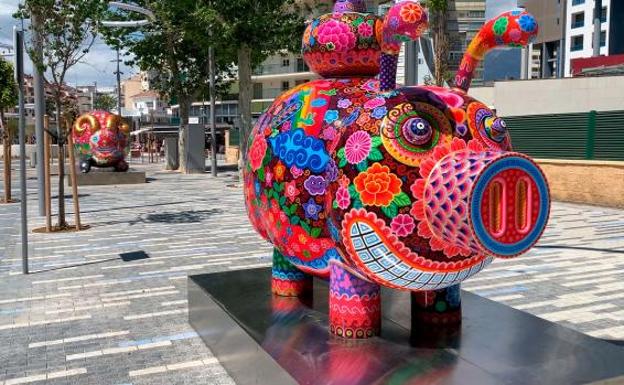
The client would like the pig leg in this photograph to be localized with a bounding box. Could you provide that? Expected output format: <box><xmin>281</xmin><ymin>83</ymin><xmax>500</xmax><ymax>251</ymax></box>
<box><xmin>271</xmin><ymin>248</ymin><xmax>312</xmax><ymax>297</ymax></box>
<box><xmin>329</xmin><ymin>262</ymin><xmax>381</xmax><ymax>339</ymax></box>
<box><xmin>411</xmin><ymin>284</ymin><xmax>462</xmax><ymax>326</ymax></box>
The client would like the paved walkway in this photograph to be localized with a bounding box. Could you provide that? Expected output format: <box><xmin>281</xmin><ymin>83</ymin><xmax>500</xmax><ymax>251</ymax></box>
<box><xmin>0</xmin><ymin>160</ymin><xmax>623</xmax><ymax>384</ymax></box>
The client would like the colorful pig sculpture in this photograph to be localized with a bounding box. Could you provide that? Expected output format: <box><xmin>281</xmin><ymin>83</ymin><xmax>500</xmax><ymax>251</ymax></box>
<box><xmin>244</xmin><ymin>0</ymin><xmax>550</xmax><ymax>339</ymax></box>
<box><xmin>72</xmin><ymin>110</ymin><xmax>130</xmax><ymax>173</ymax></box>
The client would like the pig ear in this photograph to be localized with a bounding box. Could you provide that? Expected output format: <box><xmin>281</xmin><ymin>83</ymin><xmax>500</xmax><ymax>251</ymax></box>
<box><xmin>380</xmin><ymin>1</ymin><xmax>428</xmax><ymax>55</ymax></box>
<box><xmin>73</xmin><ymin>113</ymin><xmax>100</xmax><ymax>136</ymax></box>
<box><xmin>105</xmin><ymin>114</ymin><xmax>121</xmax><ymax>131</ymax></box>
<box><xmin>455</xmin><ymin>9</ymin><xmax>538</xmax><ymax>92</ymax></box>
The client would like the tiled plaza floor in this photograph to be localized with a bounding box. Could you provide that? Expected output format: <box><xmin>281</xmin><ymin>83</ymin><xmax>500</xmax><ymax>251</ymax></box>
<box><xmin>0</xmin><ymin>160</ymin><xmax>623</xmax><ymax>384</ymax></box>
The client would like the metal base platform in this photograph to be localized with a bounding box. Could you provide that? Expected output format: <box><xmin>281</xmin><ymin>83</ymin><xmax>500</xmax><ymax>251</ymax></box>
<box><xmin>189</xmin><ymin>268</ymin><xmax>624</xmax><ymax>385</ymax></box>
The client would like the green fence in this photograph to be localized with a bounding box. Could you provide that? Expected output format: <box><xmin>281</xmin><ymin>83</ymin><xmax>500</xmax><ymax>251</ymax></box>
<box><xmin>506</xmin><ymin>110</ymin><xmax>624</xmax><ymax>161</ymax></box>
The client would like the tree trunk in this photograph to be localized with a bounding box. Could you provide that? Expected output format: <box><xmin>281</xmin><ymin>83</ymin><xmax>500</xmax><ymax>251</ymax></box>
<box><xmin>1</xmin><ymin>110</ymin><xmax>11</xmax><ymax>203</ymax></box>
<box><xmin>237</xmin><ymin>45</ymin><xmax>253</xmax><ymax>170</ymax></box>
<box><xmin>178</xmin><ymin>96</ymin><xmax>191</xmax><ymax>173</ymax></box>
<box><xmin>431</xmin><ymin>9</ymin><xmax>449</xmax><ymax>87</ymax></box>
<box><xmin>55</xmin><ymin>97</ymin><xmax>67</xmax><ymax>228</ymax></box>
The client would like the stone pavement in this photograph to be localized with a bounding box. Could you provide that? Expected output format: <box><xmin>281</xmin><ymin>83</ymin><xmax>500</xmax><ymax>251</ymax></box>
<box><xmin>0</xmin><ymin>159</ymin><xmax>623</xmax><ymax>385</ymax></box>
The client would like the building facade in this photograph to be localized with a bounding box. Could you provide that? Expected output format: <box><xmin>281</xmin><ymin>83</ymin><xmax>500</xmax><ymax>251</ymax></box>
<box><xmin>564</xmin><ymin>0</ymin><xmax>610</xmax><ymax>76</ymax></box>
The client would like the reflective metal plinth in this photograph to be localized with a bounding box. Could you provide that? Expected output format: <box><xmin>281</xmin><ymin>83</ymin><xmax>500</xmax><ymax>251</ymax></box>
<box><xmin>189</xmin><ymin>268</ymin><xmax>624</xmax><ymax>385</ymax></box>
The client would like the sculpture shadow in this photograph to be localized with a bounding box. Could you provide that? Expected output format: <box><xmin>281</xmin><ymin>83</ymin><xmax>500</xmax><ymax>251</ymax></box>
<box><xmin>142</xmin><ymin>209</ymin><xmax>223</xmax><ymax>224</ymax></box>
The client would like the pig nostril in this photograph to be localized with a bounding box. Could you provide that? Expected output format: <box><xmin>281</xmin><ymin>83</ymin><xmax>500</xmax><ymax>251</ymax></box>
<box><xmin>515</xmin><ymin>178</ymin><xmax>532</xmax><ymax>234</ymax></box>
<box><xmin>487</xmin><ymin>179</ymin><xmax>506</xmax><ymax>237</ymax></box>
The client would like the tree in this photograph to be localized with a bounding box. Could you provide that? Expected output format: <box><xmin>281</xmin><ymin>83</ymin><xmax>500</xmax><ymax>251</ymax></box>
<box><xmin>195</xmin><ymin>1</ymin><xmax>308</xmax><ymax>164</ymax></box>
<box><xmin>0</xmin><ymin>58</ymin><xmax>18</xmax><ymax>203</ymax></box>
<box><xmin>423</xmin><ymin>0</ymin><xmax>452</xmax><ymax>86</ymax></box>
<box><xmin>101</xmin><ymin>0</ymin><xmax>235</xmax><ymax>173</ymax></box>
<box><xmin>94</xmin><ymin>94</ymin><xmax>117</xmax><ymax>112</ymax></box>
<box><xmin>15</xmin><ymin>0</ymin><xmax>106</xmax><ymax>228</ymax></box>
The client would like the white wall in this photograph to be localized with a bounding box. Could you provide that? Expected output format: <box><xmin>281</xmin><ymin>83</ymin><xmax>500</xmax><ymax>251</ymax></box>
<box><xmin>493</xmin><ymin>76</ymin><xmax>624</xmax><ymax>116</ymax></box>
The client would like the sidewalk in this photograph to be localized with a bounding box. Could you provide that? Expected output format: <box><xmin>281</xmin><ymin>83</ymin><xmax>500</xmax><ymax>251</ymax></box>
<box><xmin>0</xmin><ymin>160</ymin><xmax>623</xmax><ymax>384</ymax></box>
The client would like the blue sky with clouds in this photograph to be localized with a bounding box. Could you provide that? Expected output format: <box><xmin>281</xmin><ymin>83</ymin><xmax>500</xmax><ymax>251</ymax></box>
<box><xmin>0</xmin><ymin>0</ymin><xmax>136</xmax><ymax>88</ymax></box>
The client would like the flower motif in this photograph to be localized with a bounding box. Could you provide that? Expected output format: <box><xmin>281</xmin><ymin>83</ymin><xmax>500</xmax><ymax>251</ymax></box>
<box><xmin>324</xmin><ymin>109</ymin><xmax>339</xmax><ymax>124</ymax></box>
<box><xmin>400</xmin><ymin>3</ymin><xmax>423</xmax><ymax>24</ymax></box>
<box><xmin>304</xmin><ymin>175</ymin><xmax>327</xmax><ymax>196</ymax></box>
<box><xmin>290</xmin><ymin>166</ymin><xmax>304</xmax><ymax>178</ymax></box>
<box><xmin>519</xmin><ymin>14</ymin><xmax>537</xmax><ymax>33</ymax></box>
<box><xmin>371</xmin><ymin>106</ymin><xmax>387</xmax><ymax>119</ymax></box>
<box><xmin>493</xmin><ymin>17</ymin><xmax>509</xmax><ymax>36</ymax></box>
<box><xmin>336</xmin><ymin>186</ymin><xmax>351</xmax><ymax>209</ymax></box>
<box><xmin>317</xmin><ymin>19</ymin><xmax>357</xmax><ymax>52</ymax></box>
<box><xmin>391</xmin><ymin>214</ymin><xmax>415</xmax><ymax>237</ymax></box>
<box><xmin>322</xmin><ymin>126</ymin><xmax>338</xmax><ymax>141</ymax></box>
<box><xmin>249</xmin><ymin>135</ymin><xmax>268</xmax><ymax>171</ymax></box>
<box><xmin>364</xmin><ymin>96</ymin><xmax>385</xmax><ymax>110</ymax></box>
<box><xmin>353</xmin><ymin>162</ymin><xmax>402</xmax><ymax>207</ymax></box>
<box><xmin>284</xmin><ymin>181</ymin><xmax>300</xmax><ymax>202</ymax></box>
<box><xmin>274</xmin><ymin>162</ymin><xmax>286</xmax><ymax>182</ymax></box>
<box><xmin>337</xmin><ymin>98</ymin><xmax>352</xmax><ymax>109</ymax></box>
<box><xmin>358</xmin><ymin>22</ymin><xmax>373</xmax><ymax>38</ymax></box>
<box><xmin>324</xmin><ymin>159</ymin><xmax>338</xmax><ymax>182</ymax></box>
<box><xmin>254</xmin><ymin>179</ymin><xmax>262</xmax><ymax>197</ymax></box>
<box><xmin>345</xmin><ymin>131</ymin><xmax>372</xmax><ymax>164</ymax></box>
<box><xmin>265</xmin><ymin>170</ymin><xmax>273</xmax><ymax>187</ymax></box>
<box><xmin>303</xmin><ymin>198</ymin><xmax>323</xmax><ymax>220</ymax></box>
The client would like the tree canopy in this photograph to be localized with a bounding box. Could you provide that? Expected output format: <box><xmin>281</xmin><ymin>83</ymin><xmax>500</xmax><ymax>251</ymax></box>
<box><xmin>0</xmin><ymin>59</ymin><xmax>18</xmax><ymax>116</ymax></box>
<box><xmin>94</xmin><ymin>94</ymin><xmax>117</xmax><ymax>112</ymax></box>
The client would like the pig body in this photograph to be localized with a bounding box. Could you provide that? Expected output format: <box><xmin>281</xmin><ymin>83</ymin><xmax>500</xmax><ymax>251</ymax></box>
<box><xmin>243</xmin><ymin>2</ymin><xmax>550</xmax><ymax>339</ymax></box>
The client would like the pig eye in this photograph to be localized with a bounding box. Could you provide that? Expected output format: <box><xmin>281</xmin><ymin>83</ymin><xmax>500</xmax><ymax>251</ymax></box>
<box><xmin>467</xmin><ymin>102</ymin><xmax>510</xmax><ymax>150</ymax></box>
<box><xmin>402</xmin><ymin>117</ymin><xmax>432</xmax><ymax>145</ymax></box>
<box><xmin>381</xmin><ymin>102</ymin><xmax>453</xmax><ymax>166</ymax></box>
<box><xmin>484</xmin><ymin>117</ymin><xmax>507</xmax><ymax>143</ymax></box>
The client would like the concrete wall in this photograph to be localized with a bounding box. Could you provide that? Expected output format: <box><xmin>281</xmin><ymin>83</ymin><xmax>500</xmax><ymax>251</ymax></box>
<box><xmin>489</xmin><ymin>76</ymin><xmax>624</xmax><ymax>117</ymax></box>
<box><xmin>536</xmin><ymin>159</ymin><xmax>624</xmax><ymax>208</ymax></box>
<box><xmin>0</xmin><ymin>144</ymin><xmax>62</xmax><ymax>159</ymax></box>
<box><xmin>468</xmin><ymin>87</ymin><xmax>496</xmax><ymax>109</ymax></box>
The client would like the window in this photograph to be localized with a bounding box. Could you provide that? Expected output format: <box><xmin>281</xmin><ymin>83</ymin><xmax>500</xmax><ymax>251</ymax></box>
<box><xmin>572</xmin><ymin>0</ymin><xmax>584</xmax><ymax>5</ymax></box>
<box><xmin>601</xmin><ymin>6</ymin><xmax>608</xmax><ymax>23</ymax></box>
<box><xmin>282</xmin><ymin>59</ymin><xmax>290</xmax><ymax>67</ymax></box>
<box><xmin>253</xmin><ymin>83</ymin><xmax>263</xmax><ymax>99</ymax></box>
<box><xmin>296</xmin><ymin>58</ymin><xmax>308</xmax><ymax>72</ymax></box>
<box><xmin>571</xmin><ymin>35</ymin><xmax>584</xmax><ymax>51</ymax></box>
<box><xmin>571</xmin><ymin>12</ymin><xmax>584</xmax><ymax>28</ymax></box>
<box><xmin>281</xmin><ymin>81</ymin><xmax>290</xmax><ymax>91</ymax></box>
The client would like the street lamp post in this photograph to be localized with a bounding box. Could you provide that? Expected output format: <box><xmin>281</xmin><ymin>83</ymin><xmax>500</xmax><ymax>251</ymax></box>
<box><xmin>14</xmin><ymin>27</ymin><xmax>28</xmax><ymax>274</ymax></box>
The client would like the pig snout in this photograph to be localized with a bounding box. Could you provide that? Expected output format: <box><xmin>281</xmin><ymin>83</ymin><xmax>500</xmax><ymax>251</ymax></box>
<box><xmin>418</xmin><ymin>149</ymin><xmax>550</xmax><ymax>259</ymax></box>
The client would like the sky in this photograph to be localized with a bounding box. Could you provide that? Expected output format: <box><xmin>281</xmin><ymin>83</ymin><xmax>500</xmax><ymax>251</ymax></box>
<box><xmin>0</xmin><ymin>0</ymin><xmax>136</xmax><ymax>88</ymax></box>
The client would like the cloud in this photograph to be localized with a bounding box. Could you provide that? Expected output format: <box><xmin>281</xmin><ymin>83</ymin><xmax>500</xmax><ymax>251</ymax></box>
<box><xmin>1</xmin><ymin>0</ymin><xmax>137</xmax><ymax>87</ymax></box>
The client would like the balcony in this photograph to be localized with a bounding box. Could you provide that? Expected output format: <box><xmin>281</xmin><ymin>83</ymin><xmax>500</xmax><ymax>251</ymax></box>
<box><xmin>252</xmin><ymin>61</ymin><xmax>310</xmax><ymax>76</ymax></box>
<box><xmin>253</xmin><ymin>88</ymin><xmax>284</xmax><ymax>100</ymax></box>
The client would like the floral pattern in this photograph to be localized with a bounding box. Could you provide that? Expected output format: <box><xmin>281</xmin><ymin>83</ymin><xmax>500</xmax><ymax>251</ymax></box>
<box><xmin>243</xmin><ymin>5</ymin><xmax>545</xmax><ymax>296</ymax></box>
<box><xmin>391</xmin><ymin>214</ymin><xmax>415</xmax><ymax>237</ymax></box>
<box><xmin>353</xmin><ymin>163</ymin><xmax>402</xmax><ymax>207</ymax></box>
<box><xmin>344</xmin><ymin>131</ymin><xmax>372</xmax><ymax>164</ymax></box>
